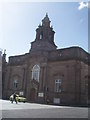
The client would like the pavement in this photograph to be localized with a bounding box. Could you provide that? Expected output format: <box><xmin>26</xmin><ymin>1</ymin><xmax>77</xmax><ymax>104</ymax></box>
<box><xmin>0</xmin><ymin>99</ymin><xmax>72</xmax><ymax>110</ymax></box>
<box><xmin>0</xmin><ymin>99</ymin><xmax>88</xmax><ymax>119</ymax></box>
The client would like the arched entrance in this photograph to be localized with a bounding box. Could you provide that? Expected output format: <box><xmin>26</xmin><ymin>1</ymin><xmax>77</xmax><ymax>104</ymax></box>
<box><xmin>30</xmin><ymin>88</ymin><xmax>36</xmax><ymax>102</ymax></box>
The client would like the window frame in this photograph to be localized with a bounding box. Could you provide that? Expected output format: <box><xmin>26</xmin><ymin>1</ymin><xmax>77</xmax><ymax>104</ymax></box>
<box><xmin>32</xmin><ymin>64</ymin><xmax>40</xmax><ymax>82</ymax></box>
<box><xmin>13</xmin><ymin>79</ymin><xmax>18</xmax><ymax>90</ymax></box>
<box><xmin>55</xmin><ymin>79</ymin><xmax>62</xmax><ymax>93</ymax></box>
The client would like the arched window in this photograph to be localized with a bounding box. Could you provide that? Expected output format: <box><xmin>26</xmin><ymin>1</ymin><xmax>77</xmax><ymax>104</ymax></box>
<box><xmin>55</xmin><ymin>79</ymin><xmax>62</xmax><ymax>92</ymax></box>
<box><xmin>32</xmin><ymin>65</ymin><xmax>40</xmax><ymax>82</ymax></box>
<box><xmin>40</xmin><ymin>32</ymin><xmax>43</xmax><ymax>39</ymax></box>
<box><xmin>12</xmin><ymin>75</ymin><xmax>19</xmax><ymax>90</ymax></box>
<box><xmin>13</xmin><ymin>79</ymin><xmax>18</xmax><ymax>90</ymax></box>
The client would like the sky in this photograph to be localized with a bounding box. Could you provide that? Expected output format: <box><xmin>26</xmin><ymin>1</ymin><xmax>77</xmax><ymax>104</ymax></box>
<box><xmin>0</xmin><ymin>2</ymin><xmax>88</xmax><ymax>61</ymax></box>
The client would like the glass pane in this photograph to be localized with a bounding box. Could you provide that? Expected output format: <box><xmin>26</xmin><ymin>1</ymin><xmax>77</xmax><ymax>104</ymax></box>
<box><xmin>55</xmin><ymin>82</ymin><xmax>61</xmax><ymax>92</ymax></box>
<box><xmin>32</xmin><ymin>65</ymin><xmax>40</xmax><ymax>82</ymax></box>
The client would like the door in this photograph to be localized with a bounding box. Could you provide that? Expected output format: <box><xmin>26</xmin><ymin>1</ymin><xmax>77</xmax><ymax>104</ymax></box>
<box><xmin>30</xmin><ymin>88</ymin><xmax>36</xmax><ymax>102</ymax></box>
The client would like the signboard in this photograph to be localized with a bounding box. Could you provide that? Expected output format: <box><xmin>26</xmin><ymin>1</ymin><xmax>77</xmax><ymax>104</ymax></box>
<box><xmin>38</xmin><ymin>92</ymin><xmax>44</xmax><ymax>97</ymax></box>
<box><xmin>19</xmin><ymin>91</ymin><xmax>24</xmax><ymax>96</ymax></box>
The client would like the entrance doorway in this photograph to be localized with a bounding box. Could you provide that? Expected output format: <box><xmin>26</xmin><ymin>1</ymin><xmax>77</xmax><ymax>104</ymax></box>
<box><xmin>30</xmin><ymin>88</ymin><xmax>36</xmax><ymax>102</ymax></box>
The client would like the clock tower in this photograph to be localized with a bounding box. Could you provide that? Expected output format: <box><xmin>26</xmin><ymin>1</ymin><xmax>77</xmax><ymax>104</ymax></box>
<box><xmin>30</xmin><ymin>13</ymin><xmax>57</xmax><ymax>53</ymax></box>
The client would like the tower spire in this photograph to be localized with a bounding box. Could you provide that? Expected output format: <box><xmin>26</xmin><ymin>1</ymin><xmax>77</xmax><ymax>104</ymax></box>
<box><xmin>30</xmin><ymin>14</ymin><xmax>57</xmax><ymax>52</ymax></box>
<box><xmin>42</xmin><ymin>13</ymin><xmax>51</xmax><ymax>27</ymax></box>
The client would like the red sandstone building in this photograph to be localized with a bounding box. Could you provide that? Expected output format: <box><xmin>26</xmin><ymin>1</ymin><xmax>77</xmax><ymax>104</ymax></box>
<box><xmin>2</xmin><ymin>14</ymin><xmax>90</xmax><ymax>105</ymax></box>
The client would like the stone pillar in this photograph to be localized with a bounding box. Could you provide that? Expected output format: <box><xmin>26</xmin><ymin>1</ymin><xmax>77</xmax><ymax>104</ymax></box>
<box><xmin>39</xmin><ymin>62</ymin><xmax>47</xmax><ymax>103</ymax></box>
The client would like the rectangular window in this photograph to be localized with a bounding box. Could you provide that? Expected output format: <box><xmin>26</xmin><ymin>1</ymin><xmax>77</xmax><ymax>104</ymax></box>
<box><xmin>53</xmin><ymin>98</ymin><xmax>60</xmax><ymax>104</ymax></box>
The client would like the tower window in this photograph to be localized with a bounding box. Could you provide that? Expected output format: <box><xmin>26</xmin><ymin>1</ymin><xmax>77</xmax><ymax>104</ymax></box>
<box><xmin>40</xmin><ymin>34</ymin><xmax>42</xmax><ymax>39</ymax></box>
<box><xmin>40</xmin><ymin>32</ymin><xmax>43</xmax><ymax>39</ymax></box>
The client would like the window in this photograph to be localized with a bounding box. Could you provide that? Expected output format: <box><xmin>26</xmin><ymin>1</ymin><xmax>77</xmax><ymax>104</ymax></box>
<box><xmin>85</xmin><ymin>80</ymin><xmax>88</xmax><ymax>95</ymax></box>
<box><xmin>55</xmin><ymin>79</ymin><xmax>62</xmax><ymax>92</ymax></box>
<box><xmin>40</xmin><ymin>32</ymin><xmax>43</xmax><ymax>39</ymax></box>
<box><xmin>13</xmin><ymin>79</ymin><xmax>18</xmax><ymax>90</ymax></box>
<box><xmin>32</xmin><ymin>65</ymin><xmax>40</xmax><ymax>82</ymax></box>
<box><xmin>53</xmin><ymin>98</ymin><xmax>60</xmax><ymax>104</ymax></box>
<box><xmin>85</xmin><ymin>76</ymin><xmax>88</xmax><ymax>95</ymax></box>
<box><xmin>40</xmin><ymin>34</ymin><xmax>42</xmax><ymax>39</ymax></box>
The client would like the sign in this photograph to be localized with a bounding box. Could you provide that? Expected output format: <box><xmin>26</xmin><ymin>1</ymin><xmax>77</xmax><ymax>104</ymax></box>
<box><xmin>38</xmin><ymin>92</ymin><xmax>44</xmax><ymax>97</ymax></box>
<box><xmin>19</xmin><ymin>91</ymin><xmax>24</xmax><ymax>96</ymax></box>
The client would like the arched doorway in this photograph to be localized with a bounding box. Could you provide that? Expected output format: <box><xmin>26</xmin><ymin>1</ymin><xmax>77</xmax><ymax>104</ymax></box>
<box><xmin>30</xmin><ymin>88</ymin><xmax>36</xmax><ymax>102</ymax></box>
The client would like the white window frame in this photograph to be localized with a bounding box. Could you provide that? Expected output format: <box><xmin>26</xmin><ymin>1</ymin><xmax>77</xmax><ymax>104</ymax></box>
<box><xmin>13</xmin><ymin>79</ymin><xmax>18</xmax><ymax>89</ymax></box>
<box><xmin>55</xmin><ymin>79</ymin><xmax>62</xmax><ymax>93</ymax></box>
<box><xmin>32</xmin><ymin>64</ymin><xmax>40</xmax><ymax>82</ymax></box>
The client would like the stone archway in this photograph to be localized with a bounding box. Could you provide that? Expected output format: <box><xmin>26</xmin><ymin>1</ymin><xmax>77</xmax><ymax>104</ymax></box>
<box><xmin>30</xmin><ymin>88</ymin><xmax>36</xmax><ymax>102</ymax></box>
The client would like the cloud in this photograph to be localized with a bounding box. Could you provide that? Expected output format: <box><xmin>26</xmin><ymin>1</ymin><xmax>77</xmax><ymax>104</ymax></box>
<box><xmin>78</xmin><ymin>2</ymin><xmax>88</xmax><ymax>10</ymax></box>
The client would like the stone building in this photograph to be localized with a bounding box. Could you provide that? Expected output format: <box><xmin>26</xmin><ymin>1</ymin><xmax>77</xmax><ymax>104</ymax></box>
<box><xmin>2</xmin><ymin>14</ymin><xmax>90</xmax><ymax>105</ymax></box>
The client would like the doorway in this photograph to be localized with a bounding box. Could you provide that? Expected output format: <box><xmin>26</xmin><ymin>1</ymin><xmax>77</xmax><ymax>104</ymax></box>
<box><xmin>30</xmin><ymin>88</ymin><xmax>36</xmax><ymax>102</ymax></box>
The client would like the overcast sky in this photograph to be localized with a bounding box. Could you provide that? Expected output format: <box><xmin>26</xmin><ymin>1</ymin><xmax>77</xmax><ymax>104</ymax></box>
<box><xmin>0</xmin><ymin>2</ymin><xmax>88</xmax><ymax>61</ymax></box>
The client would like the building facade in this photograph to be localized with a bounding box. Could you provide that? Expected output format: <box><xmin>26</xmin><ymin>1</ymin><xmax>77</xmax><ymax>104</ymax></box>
<box><xmin>2</xmin><ymin>14</ymin><xmax>90</xmax><ymax>105</ymax></box>
<box><xmin>0</xmin><ymin>49</ymin><xmax>2</xmax><ymax>99</ymax></box>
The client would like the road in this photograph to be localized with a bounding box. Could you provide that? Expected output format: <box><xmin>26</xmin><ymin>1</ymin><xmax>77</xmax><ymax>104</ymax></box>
<box><xmin>0</xmin><ymin>99</ymin><xmax>88</xmax><ymax>119</ymax></box>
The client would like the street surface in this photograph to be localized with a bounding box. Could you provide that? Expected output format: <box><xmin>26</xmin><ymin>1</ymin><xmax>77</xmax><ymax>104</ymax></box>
<box><xmin>0</xmin><ymin>99</ymin><xmax>88</xmax><ymax>119</ymax></box>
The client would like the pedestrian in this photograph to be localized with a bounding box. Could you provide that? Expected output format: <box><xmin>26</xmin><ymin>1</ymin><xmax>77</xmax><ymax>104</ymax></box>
<box><xmin>13</xmin><ymin>93</ymin><xmax>17</xmax><ymax>104</ymax></box>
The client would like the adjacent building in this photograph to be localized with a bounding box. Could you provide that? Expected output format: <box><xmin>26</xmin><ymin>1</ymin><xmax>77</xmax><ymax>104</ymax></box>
<box><xmin>2</xmin><ymin>14</ymin><xmax>90</xmax><ymax>105</ymax></box>
<box><xmin>0</xmin><ymin>49</ymin><xmax>2</xmax><ymax>99</ymax></box>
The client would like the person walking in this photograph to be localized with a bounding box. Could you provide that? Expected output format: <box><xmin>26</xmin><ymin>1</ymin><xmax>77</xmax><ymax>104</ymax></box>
<box><xmin>13</xmin><ymin>93</ymin><xmax>17</xmax><ymax>104</ymax></box>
